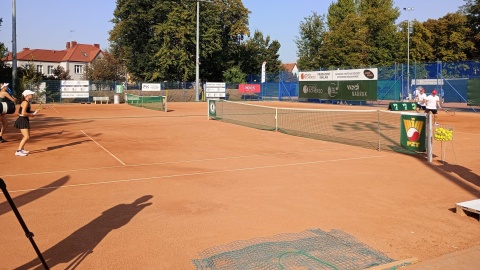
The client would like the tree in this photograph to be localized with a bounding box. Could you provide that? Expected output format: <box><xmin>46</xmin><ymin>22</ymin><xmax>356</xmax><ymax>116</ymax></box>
<box><xmin>223</xmin><ymin>66</ymin><xmax>246</xmax><ymax>83</ymax></box>
<box><xmin>0</xmin><ymin>18</ymin><xmax>11</xmax><ymax>83</ymax></box>
<box><xmin>109</xmin><ymin>0</ymin><xmax>250</xmax><ymax>82</ymax></box>
<box><xmin>320</xmin><ymin>0</ymin><xmax>369</xmax><ymax>69</ymax></box>
<box><xmin>463</xmin><ymin>0</ymin><xmax>480</xmax><ymax>59</ymax></box>
<box><xmin>424</xmin><ymin>12</ymin><xmax>473</xmax><ymax>62</ymax></box>
<box><xmin>45</xmin><ymin>66</ymin><xmax>71</xmax><ymax>80</ymax></box>
<box><xmin>83</xmin><ymin>52</ymin><xmax>125</xmax><ymax>81</ymax></box>
<box><xmin>358</xmin><ymin>0</ymin><xmax>402</xmax><ymax>66</ymax></box>
<box><xmin>295</xmin><ymin>12</ymin><xmax>327</xmax><ymax>70</ymax></box>
<box><xmin>240</xmin><ymin>30</ymin><xmax>282</xmax><ymax>77</ymax></box>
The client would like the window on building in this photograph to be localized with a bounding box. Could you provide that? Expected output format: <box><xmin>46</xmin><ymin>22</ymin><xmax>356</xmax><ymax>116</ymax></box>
<box><xmin>37</xmin><ymin>65</ymin><xmax>43</xmax><ymax>74</ymax></box>
<box><xmin>74</xmin><ymin>65</ymin><xmax>83</xmax><ymax>74</ymax></box>
<box><xmin>47</xmin><ymin>66</ymin><xmax>54</xmax><ymax>75</ymax></box>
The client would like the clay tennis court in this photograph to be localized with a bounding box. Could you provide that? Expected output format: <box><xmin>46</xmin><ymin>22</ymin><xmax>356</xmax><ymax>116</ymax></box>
<box><xmin>0</xmin><ymin>101</ymin><xmax>479</xmax><ymax>269</ymax></box>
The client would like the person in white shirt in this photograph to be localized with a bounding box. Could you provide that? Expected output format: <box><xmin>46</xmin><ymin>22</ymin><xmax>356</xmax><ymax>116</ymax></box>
<box><xmin>414</xmin><ymin>86</ymin><xmax>427</xmax><ymax>113</ymax></box>
<box><xmin>425</xmin><ymin>89</ymin><xmax>442</xmax><ymax>125</ymax></box>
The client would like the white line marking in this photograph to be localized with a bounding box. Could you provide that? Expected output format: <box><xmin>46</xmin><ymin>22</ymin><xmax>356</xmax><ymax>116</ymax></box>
<box><xmin>81</xmin><ymin>130</ymin><xmax>126</xmax><ymax>166</ymax></box>
<box><xmin>4</xmin><ymin>155</ymin><xmax>384</xmax><ymax>193</ymax></box>
<box><xmin>1</xmin><ymin>148</ymin><xmax>338</xmax><ymax>178</ymax></box>
<box><xmin>51</xmin><ymin>106</ymin><xmax>60</xmax><ymax>113</ymax></box>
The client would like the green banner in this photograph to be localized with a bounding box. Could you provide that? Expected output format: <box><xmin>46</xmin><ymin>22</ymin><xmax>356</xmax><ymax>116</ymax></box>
<box><xmin>388</xmin><ymin>102</ymin><xmax>417</xmax><ymax>111</ymax></box>
<box><xmin>299</xmin><ymin>81</ymin><xmax>377</xmax><ymax>100</ymax></box>
<box><xmin>208</xmin><ymin>99</ymin><xmax>217</xmax><ymax>119</ymax></box>
<box><xmin>467</xmin><ymin>78</ymin><xmax>480</xmax><ymax>106</ymax></box>
<box><xmin>400</xmin><ymin>114</ymin><xmax>427</xmax><ymax>152</ymax></box>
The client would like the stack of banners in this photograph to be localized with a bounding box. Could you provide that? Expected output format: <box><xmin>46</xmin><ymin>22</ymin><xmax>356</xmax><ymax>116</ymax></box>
<box><xmin>298</xmin><ymin>68</ymin><xmax>378</xmax><ymax>101</ymax></box>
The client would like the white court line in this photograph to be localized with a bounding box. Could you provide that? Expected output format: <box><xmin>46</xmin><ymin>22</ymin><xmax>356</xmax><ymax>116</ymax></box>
<box><xmin>0</xmin><ymin>148</ymin><xmax>338</xmax><ymax>178</ymax></box>
<box><xmin>5</xmin><ymin>155</ymin><xmax>384</xmax><ymax>193</ymax></box>
<box><xmin>51</xmin><ymin>106</ymin><xmax>60</xmax><ymax>113</ymax></box>
<box><xmin>81</xmin><ymin>130</ymin><xmax>126</xmax><ymax>166</ymax></box>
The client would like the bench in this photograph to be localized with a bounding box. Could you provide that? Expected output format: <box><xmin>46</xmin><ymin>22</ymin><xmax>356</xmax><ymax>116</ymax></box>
<box><xmin>93</xmin><ymin>97</ymin><xmax>109</xmax><ymax>104</ymax></box>
<box><xmin>456</xmin><ymin>199</ymin><xmax>480</xmax><ymax>222</ymax></box>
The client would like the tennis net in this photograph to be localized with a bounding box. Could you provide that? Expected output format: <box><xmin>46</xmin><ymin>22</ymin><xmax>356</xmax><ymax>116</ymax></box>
<box><xmin>210</xmin><ymin>100</ymin><xmax>417</xmax><ymax>152</ymax></box>
<box><xmin>126</xmin><ymin>94</ymin><xmax>166</xmax><ymax>112</ymax></box>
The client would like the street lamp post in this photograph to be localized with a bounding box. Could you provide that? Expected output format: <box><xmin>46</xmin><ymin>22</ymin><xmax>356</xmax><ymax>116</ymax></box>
<box><xmin>404</xmin><ymin>7</ymin><xmax>414</xmax><ymax>99</ymax></box>
<box><xmin>195</xmin><ymin>0</ymin><xmax>212</xmax><ymax>101</ymax></box>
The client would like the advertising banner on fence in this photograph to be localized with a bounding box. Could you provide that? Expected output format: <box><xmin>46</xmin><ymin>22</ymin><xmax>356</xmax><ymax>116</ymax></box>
<box><xmin>142</xmin><ymin>83</ymin><xmax>161</xmax><ymax>91</ymax></box>
<box><xmin>61</xmin><ymin>80</ymin><xmax>89</xmax><ymax>98</ymax></box>
<box><xmin>298</xmin><ymin>68</ymin><xmax>377</xmax><ymax>101</ymax></box>
<box><xmin>400</xmin><ymin>113</ymin><xmax>426</xmax><ymax>152</ymax></box>
<box><xmin>239</xmin><ymin>84</ymin><xmax>261</xmax><ymax>94</ymax></box>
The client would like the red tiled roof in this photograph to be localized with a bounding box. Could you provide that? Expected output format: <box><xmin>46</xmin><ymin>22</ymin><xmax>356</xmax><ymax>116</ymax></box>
<box><xmin>3</xmin><ymin>41</ymin><xmax>102</xmax><ymax>63</ymax></box>
<box><xmin>282</xmin><ymin>63</ymin><xmax>297</xmax><ymax>72</ymax></box>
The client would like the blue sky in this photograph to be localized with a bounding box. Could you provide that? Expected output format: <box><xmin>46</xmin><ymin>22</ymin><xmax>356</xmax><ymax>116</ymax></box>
<box><xmin>0</xmin><ymin>0</ymin><xmax>465</xmax><ymax>63</ymax></box>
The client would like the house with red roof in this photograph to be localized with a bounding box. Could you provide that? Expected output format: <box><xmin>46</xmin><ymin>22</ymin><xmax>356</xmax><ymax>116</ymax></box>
<box><xmin>3</xmin><ymin>41</ymin><xmax>104</xmax><ymax>80</ymax></box>
<box><xmin>282</xmin><ymin>62</ymin><xmax>298</xmax><ymax>77</ymax></box>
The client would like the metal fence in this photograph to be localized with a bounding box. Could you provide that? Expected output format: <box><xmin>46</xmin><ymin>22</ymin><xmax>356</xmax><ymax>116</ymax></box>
<box><xmin>33</xmin><ymin>60</ymin><xmax>480</xmax><ymax>105</ymax></box>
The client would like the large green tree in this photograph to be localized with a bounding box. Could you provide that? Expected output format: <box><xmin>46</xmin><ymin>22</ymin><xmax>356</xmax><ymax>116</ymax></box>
<box><xmin>295</xmin><ymin>12</ymin><xmax>327</xmax><ymax>70</ymax></box>
<box><xmin>109</xmin><ymin>0</ymin><xmax>250</xmax><ymax>82</ymax></box>
<box><xmin>424</xmin><ymin>12</ymin><xmax>473</xmax><ymax>62</ymax></box>
<box><xmin>358</xmin><ymin>0</ymin><xmax>401</xmax><ymax>66</ymax></box>
<box><xmin>83</xmin><ymin>52</ymin><xmax>124</xmax><ymax>81</ymax></box>
<box><xmin>240</xmin><ymin>30</ymin><xmax>282</xmax><ymax>76</ymax></box>
<box><xmin>463</xmin><ymin>0</ymin><xmax>480</xmax><ymax>59</ymax></box>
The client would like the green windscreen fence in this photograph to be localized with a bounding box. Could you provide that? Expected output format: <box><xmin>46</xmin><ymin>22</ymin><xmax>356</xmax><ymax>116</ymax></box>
<box><xmin>467</xmin><ymin>78</ymin><xmax>480</xmax><ymax>106</ymax></box>
<box><xmin>125</xmin><ymin>94</ymin><xmax>166</xmax><ymax>111</ymax></box>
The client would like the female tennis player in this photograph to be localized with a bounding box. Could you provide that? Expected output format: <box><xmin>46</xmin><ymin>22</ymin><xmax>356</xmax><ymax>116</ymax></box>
<box><xmin>14</xmin><ymin>90</ymin><xmax>38</xmax><ymax>156</ymax></box>
<box><xmin>0</xmin><ymin>83</ymin><xmax>17</xmax><ymax>143</ymax></box>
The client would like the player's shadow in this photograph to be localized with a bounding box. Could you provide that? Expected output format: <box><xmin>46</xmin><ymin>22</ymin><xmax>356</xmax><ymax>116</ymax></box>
<box><xmin>31</xmin><ymin>140</ymin><xmax>91</xmax><ymax>153</ymax></box>
<box><xmin>438</xmin><ymin>161</ymin><xmax>480</xmax><ymax>188</ymax></box>
<box><xmin>15</xmin><ymin>195</ymin><xmax>153</xmax><ymax>270</ymax></box>
<box><xmin>0</xmin><ymin>176</ymin><xmax>70</xmax><ymax>216</ymax></box>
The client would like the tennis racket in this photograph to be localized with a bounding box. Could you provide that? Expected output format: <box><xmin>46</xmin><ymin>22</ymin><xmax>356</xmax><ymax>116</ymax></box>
<box><xmin>444</xmin><ymin>108</ymin><xmax>456</xmax><ymax>116</ymax></box>
<box><xmin>33</xmin><ymin>101</ymin><xmax>46</xmax><ymax>115</ymax></box>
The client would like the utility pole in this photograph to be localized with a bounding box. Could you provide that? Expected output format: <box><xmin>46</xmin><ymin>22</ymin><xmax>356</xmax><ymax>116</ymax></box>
<box><xmin>404</xmin><ymin>7</ymin><xmax>414</xmax><ymax>99</ymax></box>
<box><xmin>195</xmin><ymin>0</ymin><xmax>212</xmax><ymax>101</ymax></box>
<box><xmin>12</xmin><ymin>0</ymin><xmax>17</xmax><ymax>93</ymax></box>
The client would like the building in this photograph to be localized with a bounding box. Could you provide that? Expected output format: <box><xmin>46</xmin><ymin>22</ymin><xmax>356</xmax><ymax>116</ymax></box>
<box><xmin>282</xmin><ymin>63</ymin><xmax>299</xmax><ymax>77</ymax></box>
<box><xmin>3</xmin><ymin>41</ymin><xmax>104</xmax><ymax>80</ymax></box>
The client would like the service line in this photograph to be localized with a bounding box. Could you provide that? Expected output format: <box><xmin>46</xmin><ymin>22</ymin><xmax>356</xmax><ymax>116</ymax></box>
<box><xmin>81</xmin><ymin>130</ymin><xmax>126</xmax><ymax>166</ymax></box>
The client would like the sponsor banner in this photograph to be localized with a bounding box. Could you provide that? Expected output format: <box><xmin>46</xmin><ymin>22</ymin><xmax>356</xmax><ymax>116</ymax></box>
<box><xmin>239</xmin><ymin>84</ymin><xmax>261</xmax><ymax>93</ymax></box>
<box><xmin>61</xmin><ymin>80</ymin><xmax>89</xmax><ymax>98</ymax></box>
<box><xmin>261</xmin><ymin>61</ymin><xmax>266</xmax><ymax>83</ymax></box>
<box><xmin>299</xmin><ymin>71</ymin><xmax>333</xmax><ymax>81</ymax></box>
<box><xmin>208</xmin><ymin>99</ymin><xmax>217</xmax><ymax>119</ymax></box>
<box><xmin>142</xmin><ymin>83</ymin><xmax>161</xmax><ymax>91</ymax></box>
<box><xmin>411</xmin><ymin>79</ymin><xmax>444</xmax><ymax>86</ymax></box>
<box><xmin>299</xmin><ymin>68</ymin><xmax>377</xmax><ymax>82</ymax></box>
<box><xmin>205</xmin><ymin>82</ymin><xmax>226</xmax><ymax>88</ymax></box>
<box><xmin>61</xmin><ymin>80</ymin><xmax>89</xmax><ymax>86</ymax></box>
<box><xmin>299</xmin><ymin>81</ymin><xmax>377</xmax><ymax>100</ymax></box>
<box><xmin>206</xmin><ymin>92</ymin><xmax>226</xmax><ymax>98</ymax></box>
<box><xmin>205</xmin><ymin>82</ymin><xmax>226</xmax><ymax>95</ymax></box>
<box><xmin>61</xmin><ymin>92</ymin><xmax>90</xmax><ymax>98</ymax></box>
<box><xmin>400</xmin><ymin>114</ymin><xmax>426</xmax><ymax>152</ymax></box>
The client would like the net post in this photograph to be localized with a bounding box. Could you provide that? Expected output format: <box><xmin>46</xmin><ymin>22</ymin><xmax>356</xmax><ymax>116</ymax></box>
<box><xmin>377</xmin><ymin>110</ymin><xmax>381</xmax><ymax>151</ymax></box>
<box><xmin>275</xmin><ymin>108</ymin><xmax>278</xmax><ymax>132</ymax></box>
<box><xmin>427</xmin><ymin>113</ymin><xmax>433</xmax><ymax>163</ymax></box>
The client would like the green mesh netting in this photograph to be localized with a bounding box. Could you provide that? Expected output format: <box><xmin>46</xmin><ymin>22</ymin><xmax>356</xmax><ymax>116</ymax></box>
<box><xmin>126</xmin><ymin>94</ymin><xmax>165</xmax><ymax>111</ymax></box>
<box><xmin>193</xmin><ymin>229</ymin><xmax>398</xmax><ymax>270</ymax></box>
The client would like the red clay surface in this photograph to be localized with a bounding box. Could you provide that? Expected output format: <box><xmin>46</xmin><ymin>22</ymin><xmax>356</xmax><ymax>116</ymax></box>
<box><xmin>0</xmin><ymin>101</ymin><xmax>479</xmax><ymax>269</ymax></box>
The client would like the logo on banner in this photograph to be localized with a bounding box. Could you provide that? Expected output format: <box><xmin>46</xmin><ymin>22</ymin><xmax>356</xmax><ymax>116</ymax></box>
<box><xmin>403</xmin><ymin>118</ymin><xmax>424</xmax><ymax>147</ymax></box>
<box><xmin>363</xmin><ymin>69</ymin><xmax>375</xmax><ymax>79</ymax></box>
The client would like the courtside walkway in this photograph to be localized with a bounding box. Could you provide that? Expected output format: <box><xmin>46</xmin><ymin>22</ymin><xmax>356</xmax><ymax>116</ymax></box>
<box><xmin>403</xmin><ymin>245</ymin><xmax>480</xmax><ymax>269</ymax></box>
